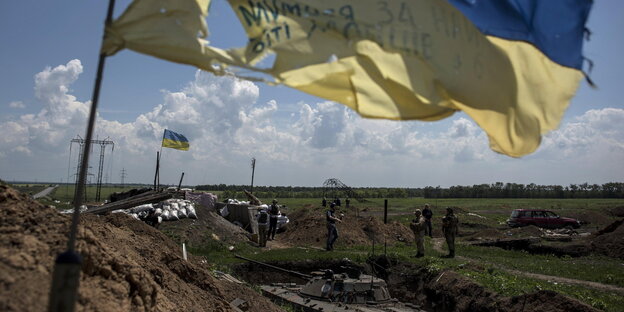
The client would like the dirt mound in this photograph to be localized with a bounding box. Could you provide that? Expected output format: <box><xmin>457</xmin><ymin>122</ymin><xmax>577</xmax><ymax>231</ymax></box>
<box><xmin>464</xmin><ymin>228</ymin><xmax>506</xmax><ymax>241</ymax></box>
<box><xmin>158</xmin><ymin>202</ymin><xmax>250</xmax><ymax>247</ymax></box>
<box><xmin>375</xmin><ymin>261</ymin><xmax>598</xmax><ymax>312</ymax></box>
<box><xmin>507</xmin><ymin>225</ymin><xmax>544</xmax><ymax>237</ymax></box>
<box><xmin>590</xmin><ymin>219</ymin><xmax>624</xmax><ymax>259</ymax></box>
<box><xmin>609</xmin><ymin>206</ymin><xmax>624</xmax><ymax>217</ymax></box>
<box><xmin>281</xmin><ymin>207</ymin><xmax>414</xmax><ymax>248</ymax></box>
<box><xmin>504</xmin><ymin>289</ymin><xmax>598</xmax><ymax>312</ymax></box>
<box><xmin>567</xmin><ymin>210</ymin><xmax>613</xmax><ymax>227</ymax></box>
<box><xmin>0</xmin><ymin>184</ymin><xmax>280</xmax><ymax>312</ymax></box>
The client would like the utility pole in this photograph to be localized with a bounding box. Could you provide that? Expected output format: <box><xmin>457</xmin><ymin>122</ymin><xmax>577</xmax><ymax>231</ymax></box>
<box><xmin>120</xmin><ymin>168</ymin><xmax>127</xmax><ymax>189</ymax></box>
<box><xmin>250</xmin><ymin>157</ymin><xmax>256</xmax><ymax>194</ymax></box>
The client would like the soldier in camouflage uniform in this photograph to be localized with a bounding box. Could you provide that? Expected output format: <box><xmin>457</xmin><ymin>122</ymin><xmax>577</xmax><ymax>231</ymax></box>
<box><xmin>410</xmin><ymin>209</ymin><xmax>426</xmax><ymax>257</ymax></box>
<box><xmin>442</xmin><ymin>207</ymin><xmax>459</xmax><ymax>258</ymax></box>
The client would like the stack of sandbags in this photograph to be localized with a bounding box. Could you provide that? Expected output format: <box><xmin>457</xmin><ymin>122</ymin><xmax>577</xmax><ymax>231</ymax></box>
<box><xmin>185</xmin><ymin>192</ymin><xmax>217</xmax><ymax>210</ymax></box>
<box><xmin>157</xmin><ymin>199</ymin><xmax>197</xmax><ymax>221</ymax></box>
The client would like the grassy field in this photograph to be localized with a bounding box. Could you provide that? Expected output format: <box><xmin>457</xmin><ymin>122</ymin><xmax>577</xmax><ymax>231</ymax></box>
<box><xmin>192</xmin><ymin>195</ymin><xmax>624</xmax><ymax>312</ymax></box>
<box><xmin>17</xmin><ymin>184</ymin><xmax>140</xmax><ymax>209</ymax></box>
<box><xmin>192</xmin><ymin>237</ymin><xmax>624</xmax><ymax>312</ymax></box>
<box><xmin>10</xmin><ymin>183</ymin><xmax>50</xmax><ymax>196</ymax></box>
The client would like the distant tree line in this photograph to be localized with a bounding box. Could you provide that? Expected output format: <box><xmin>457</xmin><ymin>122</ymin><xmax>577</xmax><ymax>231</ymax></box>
<box><xmin>423</xmin><ymin>182</ymin><xmax>624</xmax><ymax>199</ymax></box>
<box><xmin>195</xmin><ymin>182</ymin><xmax>624</xmax><ymax>199</ymax></box>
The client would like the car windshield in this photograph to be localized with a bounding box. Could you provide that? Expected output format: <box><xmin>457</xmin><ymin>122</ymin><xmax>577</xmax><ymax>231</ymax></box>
<box><xmin>511</xmin><ymin>210</ymin><xmax>520</xmax><ymax>218</ymax></box>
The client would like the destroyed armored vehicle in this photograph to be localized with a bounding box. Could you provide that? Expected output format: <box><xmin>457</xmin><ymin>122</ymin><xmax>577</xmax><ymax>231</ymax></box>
<box><xmin>237</xmin><ymin>256</ymin><xmax>424</xmax><ymax>312</ymax></box>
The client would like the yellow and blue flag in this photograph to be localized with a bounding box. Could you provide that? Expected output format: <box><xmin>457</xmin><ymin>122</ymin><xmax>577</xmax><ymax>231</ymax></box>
<box><xmin>162</xmin><ymin>129</ymin><xmax>189</xmax><ymax>151</ymax></box>
<box><xmin>103</xmin><ymin>0</ymin><xmax>593</xmax><ymax>157</ymax></box>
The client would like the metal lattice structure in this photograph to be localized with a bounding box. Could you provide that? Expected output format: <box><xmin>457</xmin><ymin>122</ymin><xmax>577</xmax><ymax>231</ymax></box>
<box><xmin>322</xmin><ymin>178</ymin><xmax>367</xmax><ymax>202</ymax></box>
<box><xmin>70</xmin><ymin>136</ymin><xmax>114</xmax><ymax>202</ymax></box>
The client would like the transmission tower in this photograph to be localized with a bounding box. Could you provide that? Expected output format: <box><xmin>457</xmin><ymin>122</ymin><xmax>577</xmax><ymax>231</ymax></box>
<box><xmin>69</xmin><ymin>136</ymin><xmax>115</xmax><ymax>201</ymax></box>
<box><xmin>322</xmin><ymin>178</ymin><xmax>367</xmax><ymax>202</ymax></box>
<box><xmin>69</xmin><ymin>136</ymin><xmax>114</xmax><ymax>202</ymax></box>
<box><xmin>120</xmin><ymin>168</ymin><xmax>127</xmax><ymax>188</ymax></box>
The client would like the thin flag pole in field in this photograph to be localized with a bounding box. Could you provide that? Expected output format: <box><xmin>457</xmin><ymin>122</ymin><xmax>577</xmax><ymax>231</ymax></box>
<box><xmin>48</xmin><ymin>0</ymin><xmax>116</xmax><ymax>311</ymax></box>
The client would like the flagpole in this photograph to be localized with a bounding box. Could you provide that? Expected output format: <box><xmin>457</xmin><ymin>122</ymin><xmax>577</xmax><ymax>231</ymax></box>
<box><xmin>48</xmin><ymin>0</ymin><xmax>116</xmax><ymax>311</ymax></box>
<box><xmin>158</xmin><ymin>131</ymin><xmax>164</xmax><ymax>190</ymax></box>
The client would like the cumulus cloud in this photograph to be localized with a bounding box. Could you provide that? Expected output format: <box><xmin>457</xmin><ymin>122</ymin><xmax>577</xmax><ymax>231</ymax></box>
<box><xmin>540</xmin><ymin>108</ymin><xmax>624</xmax><ymax>158</ymax></box>
<box><xmin>1</xmin><ymin>59</ymin><xmax>622</xmax><ymax>186</ymax></box>
<box><xmin>8</xmin><ymin>101</ymin><xmax>25</xmax><ymax>109</ymax></box>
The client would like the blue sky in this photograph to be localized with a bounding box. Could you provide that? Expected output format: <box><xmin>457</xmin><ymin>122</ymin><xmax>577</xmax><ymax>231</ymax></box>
<box><xmin>1</xmin><ymin>0</ymin><xmax>623</xmax><ymax>188</ymax></box>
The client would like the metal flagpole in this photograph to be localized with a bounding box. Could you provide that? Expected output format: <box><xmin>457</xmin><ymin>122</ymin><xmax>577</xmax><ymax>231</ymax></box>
<box><xmin>48</xmin><ymin>0</ymin><xmax>116</xmax><ymax>311</ymax></box>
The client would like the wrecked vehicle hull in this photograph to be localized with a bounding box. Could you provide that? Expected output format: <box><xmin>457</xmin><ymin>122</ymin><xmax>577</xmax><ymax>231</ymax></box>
<box><xmin>261</xmin><ymin>284</ymin><xmax>425</xmax><ymax>312</ymax></box>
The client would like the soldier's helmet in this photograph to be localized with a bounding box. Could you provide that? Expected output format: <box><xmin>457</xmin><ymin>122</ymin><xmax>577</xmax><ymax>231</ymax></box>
<box><xmin>272</xmin><ymin>199</ymin><xmax>278</xmax><ymax>204</ymax></box>
<box><xmin>330</xmin><ymin>202</ymin><xmax>335</xmax><ymax>208</ymax></box>
<box><xmin>414</xmin><ymin>209</ymin><xmax>422</xmax><ymax>215</ymax></box>
<box><xmin>446</xmin><ymin>207</ymin><xmax>453</xmax><ymax>214</ymax></box>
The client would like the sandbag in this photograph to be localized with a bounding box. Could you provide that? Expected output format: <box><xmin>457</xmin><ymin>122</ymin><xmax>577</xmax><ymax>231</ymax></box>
<box><xmin>220</xmin><ymin>205</ymin><xmax>229</xmax><ymax>217</ymax></box>
<box><xmin>187</xmin><ymin>204</ymin><xmax>197</xmax><ymax>219</ymax></box>
<box><xmin>130</xmin><ymin>203</ymin><xmax>153</xmax><ymax>213</ymax></box>
<box><xmin>171</xmin><ymin>210</ymin><xmax>179</xmax><ymax>220</ymax></box>
<box><xmin>178</xmin><ymin>207</ymin><xmax>188</xmax><ymax>218</ymax></box>
<box><xmin>162</xmin><ymin>209</ymin><xmax>171</xmax><ymax>221</ymax></box>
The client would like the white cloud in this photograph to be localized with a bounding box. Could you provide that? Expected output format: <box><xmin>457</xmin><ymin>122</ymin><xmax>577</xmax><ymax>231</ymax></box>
<box><xmin>540</xmin><ymin>108</ymin><xmax>624</xmax><ymax>158</ymax></box>
<box><xmin>8</xmin><ymin>101</ymin><xmax>25</xmax><ymax>109</ymax></box>
<box><xmin>1</xmin><ymin>60</ymin><xmax>622</xmax><ymax>187</ymax></box>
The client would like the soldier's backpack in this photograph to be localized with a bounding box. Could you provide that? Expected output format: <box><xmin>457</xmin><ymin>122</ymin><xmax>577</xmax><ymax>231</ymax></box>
<box><xmin>258</xmin><ymin>210</ymin><xmax>268</xmax><ymax>223</ymax></box>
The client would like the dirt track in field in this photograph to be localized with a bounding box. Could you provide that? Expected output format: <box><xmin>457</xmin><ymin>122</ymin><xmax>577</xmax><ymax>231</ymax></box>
<box><xmin>431</xmin><ymin>237</ymin><xmax>624</xmax><ymax>295</ymax></box>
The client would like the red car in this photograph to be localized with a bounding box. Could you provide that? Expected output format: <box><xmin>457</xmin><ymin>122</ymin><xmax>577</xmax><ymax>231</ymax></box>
<box><xmin>506</xmin><ymin>209</ymin><xmax>581</xmax><ymax>229</ymax></box>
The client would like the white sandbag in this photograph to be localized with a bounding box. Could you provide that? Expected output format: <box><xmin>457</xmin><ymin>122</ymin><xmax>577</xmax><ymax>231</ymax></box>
<box><xmin>259</xmin><ymin>204</ymin><xmax>269</xmax><ymax>209</ymax></box>
<box><xmin>220</xmin><ymin>205</ymin><xmax>229</xmax><ymax>217</ymax></box>
<box><xmin>155</xmin><ymin>208</ymin><xmax>162</xmax><ymax>216</ymax></box>
<box><xmin>187</xmin><ymin>205</ymin><xmax>197</xmax><ymax>219</ymax></box>
<box><xmin>171</xmin><ymin>202</ymin><xmax>179</xmax><ymax>210</ymax></box>
<box><xmin>157</xmin><ymin>216</ymin><xmax>163</xmax><ymax>224</ymax></box>
<box><xmin>178</xmin><ymin>207</ymin><xmax>188</xmax><ymax>218</ymax></box>
<box><xmin>130</xmin><ymin>203</ymin><xmax>153</xmax><ymax>213</ymax></box>
<box><xmin>162</xmin><ymin>209</ymin><xmax>171</xmax><ymax>221</ymax></box>
<box><xmin>171</xmin><ymin>210</ymin><xmax>179</xmax><ymax>220</ymax></box>
<box><xmin>130</xmin><ymin>213</ymin><xmax>140</xmax><ymax>220</ymax></box>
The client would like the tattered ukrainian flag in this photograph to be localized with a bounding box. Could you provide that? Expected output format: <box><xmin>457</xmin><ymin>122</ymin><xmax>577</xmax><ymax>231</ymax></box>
<box><xmin>162</xmin><ymin>129</ymin><xmax>189</xmax><ymax>151</ymax></box>
<box><xmin>102</xmin><ymin>0</ymin><xmax>593</xmax><ymax>157</ymax></box>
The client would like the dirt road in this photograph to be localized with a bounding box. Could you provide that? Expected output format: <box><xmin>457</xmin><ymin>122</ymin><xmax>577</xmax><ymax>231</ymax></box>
<box><xmin>32</xmin><ymin>185</ymin><xmax>57</xmax><ymax>199</ymax></box>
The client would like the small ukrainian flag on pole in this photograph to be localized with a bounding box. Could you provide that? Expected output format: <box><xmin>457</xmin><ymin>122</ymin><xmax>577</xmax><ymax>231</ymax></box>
<box><xmin>162</xmin><ymin>129</ymin><xmax>189</xmax><ymax>151</ymax></box>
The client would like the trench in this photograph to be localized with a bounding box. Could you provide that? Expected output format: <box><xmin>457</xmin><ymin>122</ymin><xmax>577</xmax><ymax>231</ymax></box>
<box><xmin>229</xmin><ymin>255</ymin><xmax>598</xmax><ymax>312</ymax></box>
<box><xmin>470</xmin><ymin>238</ymin><xmax>592</xmax><ymax>257</ymax></box>
<box><xmin>229</xmin><ymin>257</ymin><xmax>480</xmax><ymax>312</ymax></box>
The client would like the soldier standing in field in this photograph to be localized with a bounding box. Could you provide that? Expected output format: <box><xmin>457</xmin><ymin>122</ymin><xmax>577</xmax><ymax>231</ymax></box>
<box><xmin>326</xmin><ymin>203</ymin><xmax>342</xmax><ymax>251</ymax></box>
<box><xmin>422</xmin><ymin>203</ymin><xmax>433</xmax><ymax>237</ymax></box>
<box><xmin>442</xmin><ymin>207</ymin><xmax>459</xmax><ymax>258</ymax></box>
<box><xmin>267</xmin><ymin>199</ymin><xmax>280</xmax><ymax>241</ymax></box>
<box><xmin>410</xmin><ymin>209</ymin><xmax>426</xmax><ymax>257</ymax></box>
<box><xmin>256</xmin><ymin>207</ymin><xmax>269</xmax><ymax>247</ymax></box>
